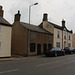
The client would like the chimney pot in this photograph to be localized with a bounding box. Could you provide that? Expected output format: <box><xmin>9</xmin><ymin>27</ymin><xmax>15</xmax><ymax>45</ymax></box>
<box><xmin>14</xmin><ymin>10</ymin><xmax>21</xmax><ymax>22</ymax></box>
<box><xmin>62</xmin><ymin>19</ymin><xmax>65</xmax><ymax>28</ymax></box>
<box><xmin>43</xmin><ymin>13</ymin><xmax>48</xmax><ymax>21</ymax></box>
<box><xmin>0</xmin><ymin>5</ymin><xmax>4</xmax><ymax>17</ymax></box>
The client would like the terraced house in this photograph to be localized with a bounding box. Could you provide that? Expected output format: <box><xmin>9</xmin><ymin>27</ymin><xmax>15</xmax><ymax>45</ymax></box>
<box><xmin>39</xmin><ymin>13</ymin><xmax>72</xmax><ymax>49</ymax></box>
<box><xmin>11</xmin><ymin>11</ymin><xmax>53</xmax><ymax>56</ymax></box>
<box><xmin>0</xmin><ymin>5</ymin><xmax>12</xmax><ymax>57</ymax></box>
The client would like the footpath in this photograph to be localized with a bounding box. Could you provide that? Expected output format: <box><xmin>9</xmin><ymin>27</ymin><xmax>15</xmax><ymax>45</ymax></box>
<box><xmin>0</xmin><ymin>55</ymin><xmax>45</xmax><ymax>61</ymax></box>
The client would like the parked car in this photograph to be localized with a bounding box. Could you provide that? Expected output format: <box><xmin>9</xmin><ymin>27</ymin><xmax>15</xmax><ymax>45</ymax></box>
<box><xmin>45</xmin><ymin>47</ymin><xmax>65</xmax><ymax>57</ymax></box>
<box><xmin>64</xmin><ymin>47</ymin><xmax>75</xmax><ymax>54</ymax></box>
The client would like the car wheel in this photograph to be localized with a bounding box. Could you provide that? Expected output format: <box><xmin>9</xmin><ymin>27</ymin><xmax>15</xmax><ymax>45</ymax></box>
<box><xmin>63</xmin><ymin>52</ymin><xmax>65</xmax><ymax>55</ymax></box>
<box><xmin>55</xmin><ymin>53</ymin><xmax>57</xmax><ymax>57</ymax></box>
<box><xmin>70</xmin><ymin>52</ymin><xmax>73</xmax><ymax>54</ymax></box>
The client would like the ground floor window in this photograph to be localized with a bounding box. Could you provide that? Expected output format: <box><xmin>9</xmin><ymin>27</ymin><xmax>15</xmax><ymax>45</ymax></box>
<box><xmin>30</xmin><ymin>43</ymin><xmax>35</xmax><ymax>52</ymax></box>
<box><xmin>56</xmin><ymin>42</ymin><xmax>60</xmax><ymax>48</ymax></box>
<box><xmin>48</xmin><ymin>44</ymin><xmax>52</xmax><ymax>50</ymax></box>
<box><xmin>68</xmin><ymin>43</ymin><xmax>71</xmax><ymax>47</ymax></box>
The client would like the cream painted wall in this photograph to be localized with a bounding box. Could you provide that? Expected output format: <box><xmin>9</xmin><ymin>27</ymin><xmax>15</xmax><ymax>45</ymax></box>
<box><xmin>42</xmin><ymin>21</ymin><xmax>72</xmax><ymax>49</ymax></box>
<box><xmin>54</xmin><ymin>28</ymin><xmax>72</xmax><ymax>49</ymax></box>
<box><xmin>53</xmin><ymin>28</ymin><xmax>62</xmax><ymax>48</ymax></box>
<box><xmin>0</xmin><ymin>25</ymin><xmax>11</xmax><ymax>57</ymax></box>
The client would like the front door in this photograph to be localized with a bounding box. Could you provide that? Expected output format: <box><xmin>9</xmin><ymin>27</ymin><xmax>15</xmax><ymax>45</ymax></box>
<box><xmin>37</xmin><ymin>44</ymin><xmax>41</xmax><ymax>55</ymax></box>
<box><xmin>43</xmin><ymin>44</ymin><xmax>47</xmax><ymax>54</ymax></box>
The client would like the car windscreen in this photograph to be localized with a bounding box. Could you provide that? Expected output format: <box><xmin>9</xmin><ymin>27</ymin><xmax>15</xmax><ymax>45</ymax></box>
<box><xmin>52</xmin><ymin>48</ymin><xmax>57</xmax><ymax>51</ymax></box>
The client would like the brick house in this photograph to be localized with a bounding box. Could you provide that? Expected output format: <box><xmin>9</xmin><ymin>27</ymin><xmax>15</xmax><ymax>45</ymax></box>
<box><xmin>11</xmin><ymin>11</ymin><xmax>53</xmax><ymax>56</ymax></box>
<box><xmin>39</xmin><ymin>13</ymin><xmax>72</xmax><ymax>49</ymax></box>
<box><xmin>0</xmin><ymin>5</ymin><xmax>12</xmax><ymax>57</ymax></box>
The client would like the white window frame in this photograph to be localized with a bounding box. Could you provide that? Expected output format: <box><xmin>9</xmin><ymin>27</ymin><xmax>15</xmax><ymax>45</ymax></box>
<box><xmin>68</xmin><ymin>43</ymin><xmax>71</xmax><ymax>47</ymax></box>
<box><xmin>64</xmin><ymin>32</ymin><xmax>66</xmax><ymax>39</ymax></box>
<box><xmin>56</xmin><ymin>42</ymin><xmax>60</xmax><ymax>48</ymax></box>
<box><xmin>57</xmin><ymin>31</ymin><xmax>60</xmax><ymax>38</ymax></box>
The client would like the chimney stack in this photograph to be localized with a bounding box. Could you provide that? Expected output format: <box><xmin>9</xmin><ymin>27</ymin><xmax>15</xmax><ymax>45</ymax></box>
<box><xmin>62</xmin><ymin>19</ymin><xmax>65</xmax><ymax>28</ymax></box>
<box><xmin>0</xmin><ymin>5</ymin><xmax>4</xmax><ymax>17</ymax></box>
<box><xmin>14</xmin><ymin>10</ymin><xmax>21</xmax><ymax>22</ymax></box>
<box><xmin>43</xmin><ymin>13</ymin><xmax>48</xmax><ymax>21</ymax></box>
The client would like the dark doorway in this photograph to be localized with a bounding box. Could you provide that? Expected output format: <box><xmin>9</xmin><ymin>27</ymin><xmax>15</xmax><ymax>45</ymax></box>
<box><xmin>37</xmin><ymin>44</ymin><xmax>41</xmax><ymax>55</ymax></box>
<box><xmin>43</xmin><ymin>44</ymin><xmax>47</xmax><ymax>54</ymax></box>
<box><xmin>48</xmin><ymin>44</ymin><xmax>52</xmax><ymax>50</ymax></box>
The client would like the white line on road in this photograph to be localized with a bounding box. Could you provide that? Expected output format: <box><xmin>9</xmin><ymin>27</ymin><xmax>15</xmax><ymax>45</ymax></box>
<box><xmin>36</xmin><ymin>60</ymin><xmax>59</xmax><ymax>67</ymax></box>
<box><xmin>0</xmin><ymin>69</ymin><xmax>20</xmax><ymax>74</ymax></box>
<box><xmin>36</xmin><ymin>57</ymin><xmax>75</xmax><ymax>67</ymax></box>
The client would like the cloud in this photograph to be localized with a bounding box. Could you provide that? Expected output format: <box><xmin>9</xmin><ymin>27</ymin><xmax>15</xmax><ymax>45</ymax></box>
<box><xmin>0</xmin><ymin>0</ymin><xmax>75</xmax><ymax>32</ymax></box>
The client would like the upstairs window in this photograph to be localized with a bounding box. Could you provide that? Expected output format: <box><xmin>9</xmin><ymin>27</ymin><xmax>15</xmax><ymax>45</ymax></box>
<box><xmin>64</xmin><ymin>32</ymin><xmax>66</xmax><ymax>39</ymax></box>
<box><xmin>31</xmin><ymin>32</ymin><xmax>36</xmax><ymax>39</ymax></box>
<box><xmin>48</xmin><ymin>35</ymin><xmax>52</xmax><ymax>41</ymax></box>
<box><xmin>57</xmin><ymin>31</ymin><xmax>60</xmax><ymax>38</ymax></box>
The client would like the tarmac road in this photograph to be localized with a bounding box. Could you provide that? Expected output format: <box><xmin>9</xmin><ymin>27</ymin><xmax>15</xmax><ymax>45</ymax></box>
<box><xmin>0</xmin><ymin>54</ymin><xmax>75</xmax><ymax>75</ymax></box>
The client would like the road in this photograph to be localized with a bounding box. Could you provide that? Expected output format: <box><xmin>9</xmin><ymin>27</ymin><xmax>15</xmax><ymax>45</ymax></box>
<box><xmin>0</xmin><ymin>54</ymin><xmax>75</xmax><ymax>75</ymax></box>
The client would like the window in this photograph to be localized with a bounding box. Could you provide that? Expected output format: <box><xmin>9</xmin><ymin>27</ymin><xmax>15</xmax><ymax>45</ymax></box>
<box><xmin>68</xmin><ymin>43</ymin><xmax>71</xmax><ymax>47</ymax></box>
<box><xmin>56</xmin><ymin>42</ymin><xmax>60</xmax><ymax>48</ymax></box>
<box><xmin>48</xmin><ymin>35</ymin><xmax>52</xmax><ymax>41</ymax></box>
<box><xmin>48</xmin><ymin>44</ymin><xmax>52</xmax><ymax>50</ymax></box>
<box><xmin>31</xmin><ymin>32</ymin><xmax>36</xmax><ymax>39</ymax></box>
<box><xmin>57</xmin><ymin>31</ymin><xmax>60</xmax><ymax>38</ymax></box>
<box><xmin>30</xmin><ymin>43</ymin><xmax>35</xmax><ymax>52</ymax></box>
<box><xmin>64</xmin><ymin>32</ymin><xmax>66</xmax><ymax>39</ymax></box>
<box><xmin>69</xmin><ymin>34</ymin><xmax>71</xmax><ymax>40</ymax></box>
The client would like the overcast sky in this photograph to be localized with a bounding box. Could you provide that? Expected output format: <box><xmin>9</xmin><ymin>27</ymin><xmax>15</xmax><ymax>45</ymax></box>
<box><xmin>1</xmin><ymin>0</ymin><xmax>75</xmax><ymax>33</ymax></box>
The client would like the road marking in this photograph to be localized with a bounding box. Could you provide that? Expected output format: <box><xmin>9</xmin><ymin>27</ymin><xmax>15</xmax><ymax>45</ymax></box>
<box><xmin>0</xmin><ymin>69</ymin><xmax>19</xmax><ymax>74</ymax></box>
<box><xmin>36</xmin><ymin>57</ymin><xmax>75</xmax><ymax>67</ymax></box>
<box><xmin>36</xmin><ymin>60</ymin><xmax>60</xmax><ymax>67</ymax></box>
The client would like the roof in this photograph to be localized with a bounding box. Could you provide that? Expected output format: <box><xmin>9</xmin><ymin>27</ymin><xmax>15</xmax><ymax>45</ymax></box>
<box><xmin>20</xmin><ymin>22</ymin><xmax>53</xmax><ymax>34</ymax></box>
<box><xmin>48</xmin><ymin>22</ymin><xmax>63</xmax><ymax>30</ymax></box>
<box><xmin>0</xmin><ymin>17</ymin><xmax>12</xmax><ymax>26</ymax></box>
<box><xmin>39</xmin><ymin>21</ymin><xmax>72</xmax><ymax>33</ymax></box>
<box><xmin>48</xmin><ymin>21</ymin><xmax>72</xmax><ymax>33</ymax></box>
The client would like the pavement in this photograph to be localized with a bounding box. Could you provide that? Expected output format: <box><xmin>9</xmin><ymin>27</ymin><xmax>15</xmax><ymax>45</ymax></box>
<box><xmin>0</xmin><ymin>55</ymin><xmax>44</xmax><ymax>61</ymax></box>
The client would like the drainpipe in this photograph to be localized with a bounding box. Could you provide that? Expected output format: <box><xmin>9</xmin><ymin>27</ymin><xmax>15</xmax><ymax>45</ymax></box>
<box><xmin>62</xmin><ymin>29</ymin><xmax>63</xmax><ymax>49</ymax></box>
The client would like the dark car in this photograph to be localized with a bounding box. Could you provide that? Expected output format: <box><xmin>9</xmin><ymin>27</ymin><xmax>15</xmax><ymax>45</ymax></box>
<box><xmin>64</xmin><ymin>47</ymin><xmax>75</xmax><ymax>54</ymax></box>
<box><xmin>45</xmin><ymin>47</ymin><xmax>65</xmax><ymax>57</ymax></box>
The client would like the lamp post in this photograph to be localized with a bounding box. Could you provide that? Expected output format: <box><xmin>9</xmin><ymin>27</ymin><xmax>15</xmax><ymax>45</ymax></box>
<box><xmin>28</xmin><ymin>2</ymin><xmax>38</xmax><ymax>56</ymax></box>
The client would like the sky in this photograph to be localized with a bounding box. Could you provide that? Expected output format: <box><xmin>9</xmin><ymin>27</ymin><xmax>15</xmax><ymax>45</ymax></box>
<box><xmin>0</xmin><ymin>0</ymin><xmax>75</xmax><ymax>33</ymax></box>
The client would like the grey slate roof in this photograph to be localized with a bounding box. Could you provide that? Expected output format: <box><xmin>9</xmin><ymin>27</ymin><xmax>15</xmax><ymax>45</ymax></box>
<box><xmin>0</xmin><ymin>17</ymin><xmax>11</xmax><ymax>26</ymax></box>
<box><xmin>20</xmin><ymin>22</ymin><xmax>53</xmax><ymax>34</ymax></box>
<box><xmin>48</xmin><ymin>22</ymin><xmax>63</xmax><ymax>30</ymax></box>
<box><xmin>48</xmin><ymin>21</ymin><xmax>72</xmax><ymax>33</ymax></box>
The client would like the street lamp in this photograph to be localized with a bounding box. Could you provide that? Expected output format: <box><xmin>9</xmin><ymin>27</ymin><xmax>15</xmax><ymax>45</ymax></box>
<box><xmin>28</xmin><ymin>2</ymin><xmax>38</xmax><ymax>56</ymax></box>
